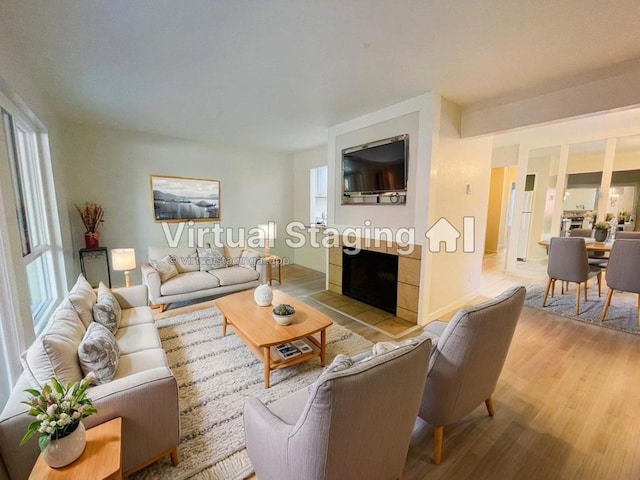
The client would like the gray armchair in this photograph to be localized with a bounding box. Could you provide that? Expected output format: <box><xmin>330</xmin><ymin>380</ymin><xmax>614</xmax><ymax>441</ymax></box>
<box><xmin>418</xmin><ymin>286</ymin><xmax>526</xmax><ymax>465</ymax></box>
<box><xmin>243</xmin><ymin>334</ymin><xmax>432</xmax><ymax>480</ymax></box>
<box><xmin>600</xmin><ymin>239</ymin><xmax>640</xmax><ymax>324</ymax></box>
<box><xmin>542</xmin><ymin>237</ymin><xmax>602</xmax><ymax>315</ymax></box>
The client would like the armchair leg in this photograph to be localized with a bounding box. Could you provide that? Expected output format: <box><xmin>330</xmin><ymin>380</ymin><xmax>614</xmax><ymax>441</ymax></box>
<box><xmin>575</xmin><ymin>283</ymin><xmax>581</xmax><ymax>315</ymax></box>
<box><xmin>542</xmin><ymin>278</ymin><xmax>553</xmax><ymax>307</ymax></box>
<box><xmin>485</xmin><ymin>396</ymin><xmax>495</xmax><ymax>416</ymax></box>
<box><xmin>170</xmin><ymin>447</ymin><xmax>179</xmax><ymax>466</ymax></box>
<box><xmin>637</xmin><ymin>294</ymin><xmax>640</xmax><ymax>327</ymax></box>
<box><xmin>601</xmin><ymin>289</ymin><xmax>614</xmax><ymax>322</ymax></box>
<box><xmin>433</xmin><ymin>426</ymin><xmax>444</xmax><ymax>465</ymax></box>
<box><xmin>584</xmin><ymin>281</ymin><xmax>588</xmax><ymax>302</ymax></box>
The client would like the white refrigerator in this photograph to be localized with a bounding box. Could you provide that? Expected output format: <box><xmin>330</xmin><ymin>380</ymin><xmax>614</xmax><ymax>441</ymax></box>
<box><xmin>516</xmin><ymin>191</ymin><xmax>534</xmax><ymax>261</ymax></box>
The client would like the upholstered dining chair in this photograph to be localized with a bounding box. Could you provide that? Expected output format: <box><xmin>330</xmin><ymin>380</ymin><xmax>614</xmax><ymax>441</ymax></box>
<box><xmin>614</xmin><ymin>231</ymin><xmax>640</xmax><ymax>240</ymax></box>
<box><xmin>600</xmin><ymin>239</ymin><xmax>640</xmax><ymax>324</ymax></box>
<box><xmin>570</xmin><ymin>228</ymin><xmax>608</xmax><ymax>266</ymax></box>
<box><xmin>417</xmin><ymin>286</ymin><xmax>526</xmax><ymax>465</ymax></box>
<box><xmin>542</xmin><ymin>237</ymin><xmax>602</xmax><ymax>315</ymax></box>
<box><xmin>243</xmin><ymin>334</ymin><xmax>432</xmax><ymax>480</ymax></box>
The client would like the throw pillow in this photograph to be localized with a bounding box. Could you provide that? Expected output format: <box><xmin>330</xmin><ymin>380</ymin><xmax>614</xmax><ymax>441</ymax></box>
<box><xmin>197</xmin><ymin>247</ymin><xmax>227</xmax><ymax>271</ymax></box>
<box><xmin>78</xmin><ymin>322</ymin><xmax>120</xmax><ymax>384</ymax></box>
<box><xmin>21</xmin><ymin>305</ymin><xmax>86</xmax><ymax>387</ymax></box>
<box><xmin>239</xmin><ymin>250</ymin><xmax>261</xmax><ymax>270</ymax></box>
<box><xmin>68</xmin><ymin>274</ymin><xmax>98</xmax><ymax>328</ymax></box>
<box><xmin>92</xmin><ymin>282</ymin><xmax>122</xmax><ymax>334</ymax></box>
<box><xmin>150</xmin><ymin>254</ymin><xmax>179</xmax><ymax>282</ymax></box>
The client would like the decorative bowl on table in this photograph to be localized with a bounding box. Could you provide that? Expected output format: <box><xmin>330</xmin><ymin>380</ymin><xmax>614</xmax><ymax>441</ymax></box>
<box><xmin>272</xmin><ymin>304</ymin><xmax>295</xmax><ymax>325</ymax></box>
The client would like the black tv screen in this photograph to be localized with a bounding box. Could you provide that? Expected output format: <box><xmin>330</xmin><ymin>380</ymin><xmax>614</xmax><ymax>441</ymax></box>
<box><xmin>342</xmin><ymin>135</ymin><xmax>407</xmax><ymax>194</ymax></box>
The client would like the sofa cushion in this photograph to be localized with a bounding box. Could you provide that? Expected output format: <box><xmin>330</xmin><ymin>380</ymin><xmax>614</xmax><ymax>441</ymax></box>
<box><xmin>114</xmin><ymin>349</ymin><xmax>169</xmax><ymax>379</ymax></box>
<box><xmin>78</xmin><ymin>322</ymin><xmax>119</xmax><ymax>384</ymax></box>
<box><xmin>209</xmin><ymin>265</ymin><xmax>259</xmax><ymax>286</ymax></box>
<box><xmin>150</xmin><ymin>254</ymin><xmax>179</xmax><ymax>283</ymax></box>
<box><xmin>21</xmin><ymin>304</ymin><xmax>86</xmax><ymax>387</ymax></box>
<box><xmin>92</xmin><ymin>282</ymin><xmax>122</xmax><ymax>334</ymax></box>
<box><xmin>239</xmin><ymin>250</ymin><xmax>262</xmax><ymax>270</ymax></box>
<box><xmin>197</xmin><ymin>247</ymin><xmax>227</xmax><ymax>271</ymax></box>
<box><xmin>149</xmin><ymin>246</ymin><xmax>199</xmax><ymax>273</ymax></box>
<box><xmin>224</xmin><ymin>245</ymin><xmax>244</xmax><ymax>265</ymax></box>
<box><xmin>160</xmin><ymin>271</ymin><xmax>221</xmax><ymax>296</ymax></box>
<box><xmin>120</xmin><ymin>306</ymin><xmax>155</xmax><ymax>327</ymax></box>
<box><xmin>68</xmin><ymin>274</ymin><xmax>97</xmax><ymax>328</ymax></box>
<box><xmin>115</xmin><ymin>323</ymin><xmax>163</xmax><ymax>355</ymax></box>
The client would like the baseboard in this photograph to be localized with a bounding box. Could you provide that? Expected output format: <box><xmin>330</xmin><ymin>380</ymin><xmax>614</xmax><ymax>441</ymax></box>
<box><xmin>426</xmin><ymin>291</ymin><xmax>479</xmax><ymax>323</ymax></box>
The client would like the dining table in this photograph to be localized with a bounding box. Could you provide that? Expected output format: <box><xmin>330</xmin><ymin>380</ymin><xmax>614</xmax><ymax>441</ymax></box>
<box><xmin>537</xmin><ymin>239</ymin><xmax>612</xmax><ymax>253</ymax></box>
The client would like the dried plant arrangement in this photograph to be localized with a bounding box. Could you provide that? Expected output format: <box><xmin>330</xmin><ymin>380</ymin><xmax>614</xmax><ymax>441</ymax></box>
<box><xmin>75</xmin><ymin>202</ymin><xmax>104</xmax><ymax>234</ymax></box>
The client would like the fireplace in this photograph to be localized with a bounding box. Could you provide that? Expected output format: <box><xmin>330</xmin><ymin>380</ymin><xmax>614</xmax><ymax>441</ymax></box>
<box><xmin>342</xmin><ymin>248</ymin><xmax>399</xmax><ymax>314</ymax></box>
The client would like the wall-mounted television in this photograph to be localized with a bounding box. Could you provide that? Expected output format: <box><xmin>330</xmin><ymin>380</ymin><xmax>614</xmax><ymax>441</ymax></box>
<box><xmin>341</xmin><ymin>134</ymin><xmax>408</xmax><ymax>205</ymax></box>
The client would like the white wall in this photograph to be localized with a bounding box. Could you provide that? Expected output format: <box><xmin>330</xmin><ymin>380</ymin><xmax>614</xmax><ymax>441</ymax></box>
<box><xmin>292</xmin><ymin>145</ymin><xmax>328</xmax><ymax>273</ymax></box>
<box><xmin>57</xmin><ymin>121</ymin><xmax>295</xmax><ymax>287</ymax></box>
<box><xmin>425</xmin><ymin>98</ymin><xmax>493</xmax><ymax>318</ymax></box>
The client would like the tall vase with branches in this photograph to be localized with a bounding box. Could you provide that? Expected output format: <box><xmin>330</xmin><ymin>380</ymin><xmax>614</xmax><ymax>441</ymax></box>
<box><xmin>75</xmin><ymin>202</ymin><xmax>104</xmax><ymax>248</ymax></box>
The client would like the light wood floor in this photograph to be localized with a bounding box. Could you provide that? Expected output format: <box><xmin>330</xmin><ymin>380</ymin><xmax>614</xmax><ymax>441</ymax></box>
<box><xmin>157</xmin><ymin>258</ymin><xmax>640</xmax><ymax>479</ymax></box>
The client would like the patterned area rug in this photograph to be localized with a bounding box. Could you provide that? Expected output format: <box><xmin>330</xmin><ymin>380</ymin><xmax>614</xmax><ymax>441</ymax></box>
<box><xmin>525</xmin><ymin>283</ymin><xmax>640</xmax><ymax>335</ymax></box>
<box><xmin>131</xmin><ymin>306</ymin><xmax>373</xmax><ymax>480</ymax></box>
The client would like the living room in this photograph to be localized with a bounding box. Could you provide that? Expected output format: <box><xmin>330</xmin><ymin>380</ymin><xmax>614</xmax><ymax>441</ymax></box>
<box><xmin>2</xmin><ymin>2</ymin><xmax>640</xmax><ymax>479</ymax></box>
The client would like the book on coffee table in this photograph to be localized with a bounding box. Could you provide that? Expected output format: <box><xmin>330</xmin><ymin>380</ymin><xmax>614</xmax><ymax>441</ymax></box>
<box><xmin>275</xmin><ymin>343</ymin><xmax>301</xmax><ymax>359</ymax></box>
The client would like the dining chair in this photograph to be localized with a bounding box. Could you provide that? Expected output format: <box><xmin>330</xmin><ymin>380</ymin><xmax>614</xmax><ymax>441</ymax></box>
<box><xmin>570</xmin><ymin>228</ymin><xmax>608</xmax><ymax>266</ymax></box>
<box><xmin>614</xmin><ymin>231</ymin><xmax>640</xmax><ymax>240</ymax></box>
<box><xmin>600</xmin><ymin>239</ymin><xmax>640</xmax><ymax>325</ymax></box>
<box><xmin>543</xmin><ymin>237</ymin><xmax>602</xmax><ymax>315</ymax></box>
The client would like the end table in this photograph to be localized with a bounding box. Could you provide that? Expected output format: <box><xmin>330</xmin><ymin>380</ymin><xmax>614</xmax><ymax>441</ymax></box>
<box><xmin>264</xmin><ymin>255</ymin><xmax>282</xmax><ymax>285</ymax></box>
<box><xmin>29</xmin><ymin>417</ymin><xmax>122</xmax><ymax>480</ymax></box>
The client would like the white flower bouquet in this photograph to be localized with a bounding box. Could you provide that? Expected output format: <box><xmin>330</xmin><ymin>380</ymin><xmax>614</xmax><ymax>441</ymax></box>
<box><xmin>20</xmin><ymin>375</ymin><xmax>97</xmax><ymax>451</ymax></box>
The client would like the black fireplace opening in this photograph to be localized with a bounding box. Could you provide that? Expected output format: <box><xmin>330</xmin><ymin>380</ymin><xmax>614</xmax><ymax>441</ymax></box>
<box><xmin>342</xmin><ymin>248</ymin><xmax>398</xmax><ymax>314</ymax></box>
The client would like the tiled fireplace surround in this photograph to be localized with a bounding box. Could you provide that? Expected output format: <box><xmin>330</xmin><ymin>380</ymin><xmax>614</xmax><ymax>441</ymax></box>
<box><xmin>328</xmin><ymin>238</ymin><xmax>422</xmax><ymax>324</ymax></box>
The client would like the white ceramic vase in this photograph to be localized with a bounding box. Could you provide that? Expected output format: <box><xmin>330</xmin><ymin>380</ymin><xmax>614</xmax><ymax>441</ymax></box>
<box><xmin>254</xmin><ymin>284</ymin><xmax>273</xmax><ymax>306</ymax></box>
<box><xmin>43</xmin><ymin>422</ymin><xmax>86</xmax><ymax>468</ymax></box>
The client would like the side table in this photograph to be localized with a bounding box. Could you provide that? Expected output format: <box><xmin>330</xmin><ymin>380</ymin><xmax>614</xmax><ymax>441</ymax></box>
<box><xmin>29</xmin><ymin>417</ymin><xmax>122</xmax><ymax>480</ymax></box>
<box><xmin>264</xmin><ymin>255</ymin><xmax>282</xmax><ymax>286</ymax></box>
<box><xmin>79</xmin><ymin>247</ymin><xmax>112</xmax><ymax>288</ymax></box>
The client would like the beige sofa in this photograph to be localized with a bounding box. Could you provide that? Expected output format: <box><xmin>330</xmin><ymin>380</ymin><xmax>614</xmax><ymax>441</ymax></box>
<box><xmin>0</xmin><ymin>280</ymin><xmax>179</xmax><ymax>480</ymax></box>
<box><xmin>141</xmin><ymin>245</ymin><xmax>266</xmax><ymax>311</ymax></box>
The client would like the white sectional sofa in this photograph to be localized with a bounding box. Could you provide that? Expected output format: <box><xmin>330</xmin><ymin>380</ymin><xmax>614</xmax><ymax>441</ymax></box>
<box><xmin>0</xmin><ymin>279</ymin><xmax>179</xmax><ymax>480</ymax></box>
<box><xmin>141</xmin><ymin>245</ymin><xmax>266</xmax><ymax>311</ymax></box>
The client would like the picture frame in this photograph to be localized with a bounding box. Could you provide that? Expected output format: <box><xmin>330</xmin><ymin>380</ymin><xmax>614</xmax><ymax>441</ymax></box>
<box><xmin>150</xmin><ymin>174</ymin><xmax>221</xmax><ymax>222</ymax></box>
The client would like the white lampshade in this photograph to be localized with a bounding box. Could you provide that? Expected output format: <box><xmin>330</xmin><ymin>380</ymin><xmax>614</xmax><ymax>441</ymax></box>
<box><xmin>257</xmin><ymin>222</ymin><xmax>277</xmax><ymax>239</ymax></box>
<box><xmin>257</xmin><ymin>222</ymin><xmax>277</xmax><ymax>254</ymax></box>
<box><xmin>111</xmin><ymin>248</ymin><xmax>136</xmax><ymax>271</ymax></box>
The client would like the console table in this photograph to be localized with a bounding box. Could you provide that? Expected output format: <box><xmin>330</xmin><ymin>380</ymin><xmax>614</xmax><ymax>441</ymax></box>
<box><xmin>79</xmin><ymin>247</ymin><xmax>111</xmax><ymax>288</ymax></box>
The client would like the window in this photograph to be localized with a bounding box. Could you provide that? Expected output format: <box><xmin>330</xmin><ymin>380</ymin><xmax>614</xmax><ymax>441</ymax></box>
<box><xmin>2</xmin><ymin>109</ymin><xmax>57</xmax><ymax>332</ymax></box>
<box><xmin>310</xmin><ymin>166</ymin><xmax>328</xmax><ymax>225</ymax></box>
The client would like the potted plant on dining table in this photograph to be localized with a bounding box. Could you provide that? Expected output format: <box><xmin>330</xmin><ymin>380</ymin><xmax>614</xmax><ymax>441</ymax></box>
<box><xmin>593</xmin><ymin>221</ymin><xmax>611</xmax><ymax>242</ymax></box>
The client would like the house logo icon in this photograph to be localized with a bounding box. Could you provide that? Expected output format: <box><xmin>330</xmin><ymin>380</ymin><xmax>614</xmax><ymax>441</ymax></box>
<box><xmin>425</xmin><ymin>217</ymin><xmax>475</xmax><ymax>253</ymax></box>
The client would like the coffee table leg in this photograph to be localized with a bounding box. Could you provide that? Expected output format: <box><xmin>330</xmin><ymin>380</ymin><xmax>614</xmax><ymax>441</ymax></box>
<box><xmin>263</xmin><ymin>347</ymin><xmax>271</xmax><ymax>388</ymax></box>
<box><xmin>222</xmin><ymin>315</ymin><xmax>227</xmax><ymax>336</ymax></box>
<box><xmin>320</xmin><ymin>329</ymin><xmax>326</xmax><ymax>367</ymax></box>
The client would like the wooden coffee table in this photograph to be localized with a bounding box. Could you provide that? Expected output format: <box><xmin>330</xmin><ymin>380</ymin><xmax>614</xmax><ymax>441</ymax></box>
<box><xmin>216</xmin><ymin>289</ymin><xmax>333</xmax><ymax>388</ymax></box>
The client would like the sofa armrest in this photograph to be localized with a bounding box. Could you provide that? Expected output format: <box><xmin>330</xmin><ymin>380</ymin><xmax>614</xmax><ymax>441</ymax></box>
<box><xmin>112</xmin><ymin>285</ymin><xmax>148</xmax><ymax>308</ymax></box>
<box><xmin>141</xmin><ymin>263</ymin><xmax>162</xmax><ymax>304</ymax></box>
<box><xmin>85</xmin><ymin>367</ymin><xmax>180</xmax><ymax>474</ymax></box>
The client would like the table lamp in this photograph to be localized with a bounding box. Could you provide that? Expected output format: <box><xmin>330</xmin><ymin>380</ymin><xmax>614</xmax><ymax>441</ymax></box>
<box><xmin>257</xmin><ymin>222</ymin><xmax>277</xmax><ymax>255</ymax></box>
<box><xmin>111</xmin><ymin>248</ymin><xmax>136</xmax><ymax>287</ymax></box>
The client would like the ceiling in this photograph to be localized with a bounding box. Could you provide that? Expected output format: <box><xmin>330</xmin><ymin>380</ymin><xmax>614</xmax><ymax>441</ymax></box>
<box><xmin>2</xmin><ymin>0</ymin><xmax>640</xmax><ymax>151</ymax></box>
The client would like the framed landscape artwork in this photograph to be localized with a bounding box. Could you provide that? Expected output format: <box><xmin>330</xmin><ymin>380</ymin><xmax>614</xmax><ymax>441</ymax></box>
<box><xmin>150</xmin><ymin>174</ymin><xmax>221</xmax><ymax>222</ymax></box>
